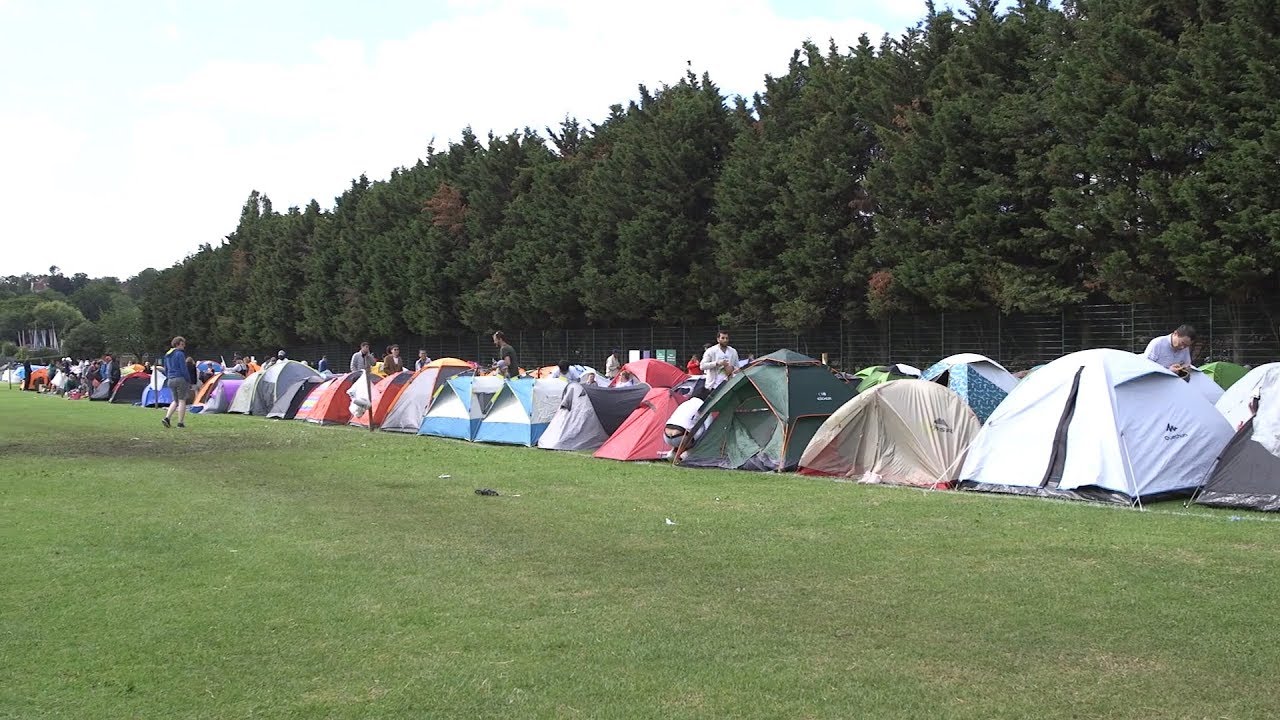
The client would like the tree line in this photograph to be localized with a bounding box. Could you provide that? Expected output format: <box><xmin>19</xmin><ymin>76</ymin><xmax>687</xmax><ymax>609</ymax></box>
<box><xmin>140</xmin><ymin>0</ymin><xmax>1280</xmax><ymax>353</ymax></box>
<box><xmin>0</xmin><ymin>269</ymin><xmax>159</xmax><ymax>359</ymax></box>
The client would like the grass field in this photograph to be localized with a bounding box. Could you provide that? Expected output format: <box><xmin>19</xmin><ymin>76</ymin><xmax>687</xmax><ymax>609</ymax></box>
<box><xmin>3</xmin><ymin>389</ymin><xmax>1280</xmax><ymax>718</ymax></box>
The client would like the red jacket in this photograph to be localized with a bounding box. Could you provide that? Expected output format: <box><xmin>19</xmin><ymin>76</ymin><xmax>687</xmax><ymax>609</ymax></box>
<box><xmin>686</xmin><ymin>358</ymin><xmax>700</xmax><ymax>375</ymax></box>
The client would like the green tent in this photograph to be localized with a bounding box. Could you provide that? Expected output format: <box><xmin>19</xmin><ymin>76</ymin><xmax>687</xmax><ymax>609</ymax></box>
<box><xmin>677</xmin><ymin>349</ymin><xmax>855</xmax><ymax>472</ymax></box>
<box><xmin>1200</xmin><ymin>361</ymin><xmax>1248</xmax><ymax>390</ymax></box>
<box><xmin>853</xmin><ymin>364</ymin><xmax>917</xmax><ymax>393</ymax></box>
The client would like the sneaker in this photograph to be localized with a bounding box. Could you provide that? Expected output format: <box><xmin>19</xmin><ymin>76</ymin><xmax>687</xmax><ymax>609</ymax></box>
<box><xmin>176</xmin><ymin>423</ymin><xmax>185</xmax><ymax>429</ymax></box>
<box><xmin>162</xmin><ymin>417</ymin><xmax>171</xmax><ymax>428</ymax></box>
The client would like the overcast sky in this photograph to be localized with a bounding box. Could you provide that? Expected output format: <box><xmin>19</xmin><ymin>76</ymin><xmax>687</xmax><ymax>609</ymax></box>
<box><xmin>1</xmin><ymin>0</ymin><xmax>939</xmax><ymax>280</ymax></box>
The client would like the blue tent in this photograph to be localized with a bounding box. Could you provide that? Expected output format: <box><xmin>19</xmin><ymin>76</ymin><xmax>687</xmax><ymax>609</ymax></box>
<box><xmin>418</xmin><ymin>375</ymin><xmax>503</xmax><ymax>440</ymax></box>
<box><xmin>473</xmin><ymin>378</ymin><xmax>563</xmax><ymax>446</ymax></box>
<box><xmin>921</xmin><ymin>353</ymin><xmax>1018</xmax><ymax>423</ymax></box>
<box><xmin>139</xmin><ymin>383</ymin><xmax>174</xmax><ymax>407</ymax></box>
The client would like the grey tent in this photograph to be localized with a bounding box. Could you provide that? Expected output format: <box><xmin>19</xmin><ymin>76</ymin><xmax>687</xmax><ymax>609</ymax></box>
<box><xmin>1194</xmin><ymin>418</ymin><xmax>1280</xmax><ymax>512</ymax></box>
<box><xmin>267</xmin><ymin>376</ymin><xmax>326</xmax><ymax>420</ymax></box>
<box><xmin>248</xmin><ymin>360</ymin><xmax>322</xmax><ymax>416</ymax></box>
<box><xmin>538</xmin><ymin>382</ymin><xmax>652</xmax><ymax>451</ymax></box>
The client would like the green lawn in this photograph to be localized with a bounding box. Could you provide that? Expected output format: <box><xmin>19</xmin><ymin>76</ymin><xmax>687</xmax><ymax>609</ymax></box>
<box><xmin>3</xmin><ymin>389</ymin><xmax>1279</xmax><ymax>719</ymax></box>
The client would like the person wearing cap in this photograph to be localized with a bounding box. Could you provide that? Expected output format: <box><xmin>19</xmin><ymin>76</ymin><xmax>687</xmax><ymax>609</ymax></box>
<box><xmin>1143</xmin><ymin>324</ymin><xmax>1196</xmax><ymax>375</ymax></box>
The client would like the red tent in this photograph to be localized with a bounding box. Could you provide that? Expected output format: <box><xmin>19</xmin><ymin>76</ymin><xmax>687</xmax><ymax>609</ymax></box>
<box><xmin>594</xmin><ymin>387</ymin><xmax>684</xmax><ymax>462</ymax></box>
<box><xmin>610</xmin><ymin>359</ymin><xmax>687</xmax><ymax>389</ymax></box>
<box><xmin>350</xmin><ymin>370</ymin><xmax>413</xmax><ymax>429</ymax></box>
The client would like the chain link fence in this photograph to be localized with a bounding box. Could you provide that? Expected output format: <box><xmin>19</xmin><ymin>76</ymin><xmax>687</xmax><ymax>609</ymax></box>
<box><xmin>193</xmin><ymin>298</ymin><xmax>1280</xmax><ymax>374</ymax></box>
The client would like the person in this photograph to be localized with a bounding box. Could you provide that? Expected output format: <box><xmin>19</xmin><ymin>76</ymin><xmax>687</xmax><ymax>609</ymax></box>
<box><xmin>317</xmin><ymin>355</ymin><xmax>329</xmax><ymax>373</ymax></box>
<box><xmin>493</xmin><ymin>331</ymin><xmax>517</xmax><ymax>379</ymax></box>
<box><xmin>350</xmin><ymin>342</ymin><xmax>373</xmax><ymax>373</ymax></box>
<box><xmin>382</xmin><ymin>345</ymin><xmax>404</xmax><ymax>375</ymax></box>
<box><xmin>227</xmin><ymin>355</ymin><xmax>247</xmax><ymax>375</ymax></box>
<box><xmin>415</xmin><ymin>350</ymin><xmax>431</xmax><ymax>372</ymax></box>
<box><xmin>1240</xmin><ymin>389</ymin><xmax>1262</xmax><ymax>431</ymax></box>
<box><xmin>605</xmin><ymin>349</ymin><xmax>622</xmax><ymax>380</ymax></box>
<box><xmin>101</xmin><ymin>353</ymin><xmax>120</xmax><ymax>389</ymax></box>
<box><xmin>161</xmin><ymin>336</ymin><xmax>191</xmax><ymax>429</ymax></box>
<box><xmin>615</xmin><ymin>370</ymin><xmax>636</xmax><ymax>387</ymax></box>
<box><xmin>700</xmin><ymin>331</ymin><xmax>740</xmax><ymax>391</ymax></box>
<box><xmin>1143</xmin><ymin>324</ymin><xmax>1196</xmax><ymax>375</ymax></box>
<box><xmin>21</xmin><ymin>360</ymin><xmax>32</xmax><ymax>391</ymax></box>
<box><xmin>275</xmin><ymin>349</ymin><xmax>287</xmax><ymax>364</ymax></box>
<box><xmin>686</xmin><ymin>353</ymin><xmax>701</xmax><ymax>376</ymax></box>
<box><xmin>552</xmin><ymin>360</ymin><xmax>584</xmax><ymax>383</ymax></box>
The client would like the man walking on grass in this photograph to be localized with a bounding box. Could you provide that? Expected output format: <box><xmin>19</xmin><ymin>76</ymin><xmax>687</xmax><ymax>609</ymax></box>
<box><xmin>162</xmin><ymin>336</ymin><xmax>191</xmax><ymax>428</ymax></box>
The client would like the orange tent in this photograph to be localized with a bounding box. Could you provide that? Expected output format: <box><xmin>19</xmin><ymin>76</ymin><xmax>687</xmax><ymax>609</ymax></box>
<box><xmin>299</xmin><ymin>371</ymin><xmax>371</xmax><ymax>425</ymax></box>
<box><xmin>27</xmin><ymin>366</ymin><xmax>50</xmax><ymax>389</ymax></box>
<box><xmin>350</xmin><ymin>370</ymin><xmax>413</xmax><ymax>429</ymax></box>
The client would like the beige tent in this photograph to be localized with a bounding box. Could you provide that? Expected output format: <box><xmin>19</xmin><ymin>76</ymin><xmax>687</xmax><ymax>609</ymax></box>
<box><xmin>798</xmin><ymin>380</ymin><xmax>980</xmax><ymax>488</ymax></box>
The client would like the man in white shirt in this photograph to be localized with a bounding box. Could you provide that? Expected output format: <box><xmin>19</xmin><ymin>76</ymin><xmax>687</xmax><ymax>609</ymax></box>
<box><xmin>1143</xmin><ymin>324</ymin><xmax>1195</xmax><ymax>374</ymax></box>
<box><xmin>700</xmin><ymin>331</ymin><xmax>740</xmax><ymax>390</ymax></box>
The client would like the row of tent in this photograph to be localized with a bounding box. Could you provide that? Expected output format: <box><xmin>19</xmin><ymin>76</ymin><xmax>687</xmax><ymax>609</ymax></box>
<box><xmin>80</xmin><ymin>347</ymin><xmax>1280</xmax><ymax>514</ymax></box>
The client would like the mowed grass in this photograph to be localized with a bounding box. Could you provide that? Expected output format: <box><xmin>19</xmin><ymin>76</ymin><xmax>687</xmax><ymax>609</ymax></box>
<box><xmin>3</xmin><ymin>391</ymin><xmax>1280</xmax><ymax>719</ymax></box>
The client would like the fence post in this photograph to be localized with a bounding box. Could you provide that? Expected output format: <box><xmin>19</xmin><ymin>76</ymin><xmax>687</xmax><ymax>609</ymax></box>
<box><xmin>996</xmin><ymin>311</ymin><xmax>1002</xmax><ymax>362</ymax></box>
<box><xmin>1130</xmin><ymin>303</ymin><xmax>1136</xmax><ymax>353</ymax></box>
<box><xmin>940</xmin><ymin>312</ymin><xmax>945</xmax><ymax>357</ymax></box>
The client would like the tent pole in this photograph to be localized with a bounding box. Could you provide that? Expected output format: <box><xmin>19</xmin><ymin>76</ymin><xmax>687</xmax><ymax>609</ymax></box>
<box><xmin>366</xmin><ymin>368</ymin><xmax>374</xmax><ymax>432</ymax></box>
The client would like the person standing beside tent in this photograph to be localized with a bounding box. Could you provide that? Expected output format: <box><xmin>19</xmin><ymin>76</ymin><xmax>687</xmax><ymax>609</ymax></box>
<box><xmin>317</xmin><ymin>355</ymin><xmax>329</xmax><ymax>373</ymax></box>
<box><xmin>161</xmin><ymin>336</ymin><xmax>191</xmax><ymax>429</ymax></box>
<box><xmin>605</xmin><ymin>349</ymin><xmax>622</xmax><ymax>380</ymax></box>
<box><xmin>686</xmin><ymin>352</ymin><xmax>701</xmax><ymax>376</ymax></box>
<box><xmin>415</xmin><ymin>350</ymin><xmax>431</xmax><ymax>372</ymax></box>
<box><xmin>350</xmin><ymin>342</ymin><xmax>373</xmax><ymax>373</ymax></box>
<box><xmin>493</xmin><ymin>331</ymin><xmax>517</xmax><ymax>379</ymax></box>
<box><xmin>383</xmin><ymin>345</ymin><xmax>404</xmax><ymax>375</ymax></box>
<box><xmin>1143</xmin><ymin>324</ymin><xmax>1196</xmax><ymax>374</ymax></box>
<box><xmin>700</xmin><ymin>331</ymin><xmax>740</xmax><ymax>390</ymax></box>
<box><xmin>101</xmin><ymin>354</ymin><xmax>120</xmax><ymax>389</ymax></box>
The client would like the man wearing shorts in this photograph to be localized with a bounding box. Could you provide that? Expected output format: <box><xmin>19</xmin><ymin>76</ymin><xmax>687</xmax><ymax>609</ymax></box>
<box><xmin>162</xmin><ymin>336</ymin><xmax>191</xmax><ymax>428</ymax></box>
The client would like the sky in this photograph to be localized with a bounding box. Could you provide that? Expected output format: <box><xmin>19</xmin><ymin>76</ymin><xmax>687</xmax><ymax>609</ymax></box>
<box><xmin>0</xmin><ymin>0</ymin><xmax>940</xmax><ymax>280</ymax></box>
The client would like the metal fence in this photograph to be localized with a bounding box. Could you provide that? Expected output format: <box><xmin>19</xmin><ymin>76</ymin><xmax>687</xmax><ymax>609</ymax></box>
<box><xmin>199</xmin><ymin>298</ymin><xmax>1280</xmax><ymax>374</ymax></box>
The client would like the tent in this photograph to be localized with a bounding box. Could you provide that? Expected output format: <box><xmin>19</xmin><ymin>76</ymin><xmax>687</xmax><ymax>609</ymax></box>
<box><xmin>267</xmin><ymin>376</ymin><xmax>327</xmax><ymax>420</ymax></box>
<box><xmin>196</xmin><ymin>360</ymin><xmax>223</xmax><ymax>376</ymax></box>
<box><xmin>350</xmin><ymin>370</ymin><xmax>414</xmax><ymax>428</ymax></box>
<box><xmin>89</xmin><ymin>377</ymin><xmax>113</xmax><ymax>401</ymax></box>
<box><xmin>611</xmin><ymin>359</ymin><xmax>687</xmax><ymax>389</ymax></box>
<box><xmin>199</xmin><ymin>377</ymin><xmax>244</xmax><ymax>414</ymax></box>
<box><xmin>852</xmin><ymin>364</ymin><xmax>920</xmax><ymax>394</ymax></box>
<box><xmin>380</xmin><ymin>359</ymin><xmax>473</xmax><ymax>433</ymax></box>
<box><xmin>920</xmin><ymin>353</ymin><xmax>1017</xmax><ymax>423</ymax></box>
<box><xmin>1183</xmin><ymin>368</ymin><xmax>1225</xmax><ymax>405</ymax></box>
<box><xmin>110</xmin><ymin>372</ymin><xmax>151</xmax><ymax>404</ymax></box>
<box><xmin>1192</xmin><ymin>417</ymin><xmax>1280</xmax><ymax>512</ymax></box>
<box><xmin>473</xmin><ymin>378</ymin><xmax>565</xmax><ymax>446</ymax></box>
<box><xmin>958</xmin><ymin>349</ymin><xmax>1233</xmax><ymax>505</ymax></box>
<box><xmin>1200</xmin><ymin>361</ymin><xmax>1248</xmax><ymax>391</ymax></box>
<box><xmin>243</xmin><ymin>360</ymin><xmax>322</xmax><ymax>416</ymax></box>
<box><xmin>676</xmin><ymin>349</ymin><xmax>855</xmax><ymax>472</ymax></box>
<box><xmin>799</xmin><ymin>380</ymin><xmax>981</xmax><ymax>488</ymax></box>
<box><xmin>299</xmin><ymin>371</ymin><xmax>369</xmax><ymax>425</ymax></box>
<box><xmin>419</xmin><ymin>375</ymin><xmax>506</xmax><ymax>441</ymax></box>
<box><xmin>139</xmin><ymin>368</ymin><xmax>172</xmax><ymax>407</ymax></box>
<box><xmin>538</xmin><ymin>382</ymin><xmax>652</xmax><ymax>451</ymax></box>
<box><xmin>1216</xmin><ymin>363</ymin><xmax>1280</xmax><ymax>430</ymax></box>
<box><xmin>227</xmin><ymin>372</ymin><xmax>264</xmax><ymax>414</ymax></box>
<box><xmin>26</xmin><ymin>366</ymin><xmax>50</xmax><ymax>390</ymax></box>
<box><xmin>595</xmin><ymin>386</ymin><xmax>697</xmax><ymax>462</ymax></box>
<box><xmin>194</xmin><ymin>371</ymin><xmax>244</xmax><ymax>405</ymax></box>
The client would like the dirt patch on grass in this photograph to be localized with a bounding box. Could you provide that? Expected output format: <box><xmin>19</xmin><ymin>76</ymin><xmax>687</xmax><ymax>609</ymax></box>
<box><xmin>0</xmin><ymin>433</ymin><xmax>279</xmax><ymax>460</ymax></box>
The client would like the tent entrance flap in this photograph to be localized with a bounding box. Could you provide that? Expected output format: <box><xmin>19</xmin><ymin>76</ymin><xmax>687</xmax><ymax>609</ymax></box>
<box><xmin>1041</xmin><ymin>367</ymin><xmax>1084</xmax><ymax>490</ymax></box>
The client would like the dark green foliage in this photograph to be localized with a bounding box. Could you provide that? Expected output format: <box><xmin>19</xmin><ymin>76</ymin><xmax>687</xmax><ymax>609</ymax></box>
<box><xmin>131</xmin><ymin>2</ymin><xmax>1280</xmax><ymax>345</ymax></box>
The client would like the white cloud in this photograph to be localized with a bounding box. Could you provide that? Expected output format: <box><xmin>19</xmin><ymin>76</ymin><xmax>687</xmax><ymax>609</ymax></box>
<box><xmin>3</xmin><ymin>0</ymin><xmax>891</xmax><ymax>278</ymax></box>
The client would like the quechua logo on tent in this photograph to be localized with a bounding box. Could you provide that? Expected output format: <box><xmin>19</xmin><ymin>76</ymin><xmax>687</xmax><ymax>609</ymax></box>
<box><xmin>933</xmin><ymin>418</ymin><xmax>953</xmax><ymax>433</ymax></box>
<box><xmin>816</xmin><ymin>391</ymin><xmax>833</xmax><ymax>402</ymax></box>
<box><xmin>1163</xmin><ymin>422</ymin><xmax>1187</xmax><ymax>441</ymax></box>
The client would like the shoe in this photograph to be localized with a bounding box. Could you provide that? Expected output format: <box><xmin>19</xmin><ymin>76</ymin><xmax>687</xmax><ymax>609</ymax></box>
<box><xmin>176</xmin><ymin>423</ymin><xmax>185</xmax><ymax>429</ymax></box>
<box><xmin>162</xmin><ymin>417</ymin><xmax>171</xmax><ymax>428</ymax></box>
